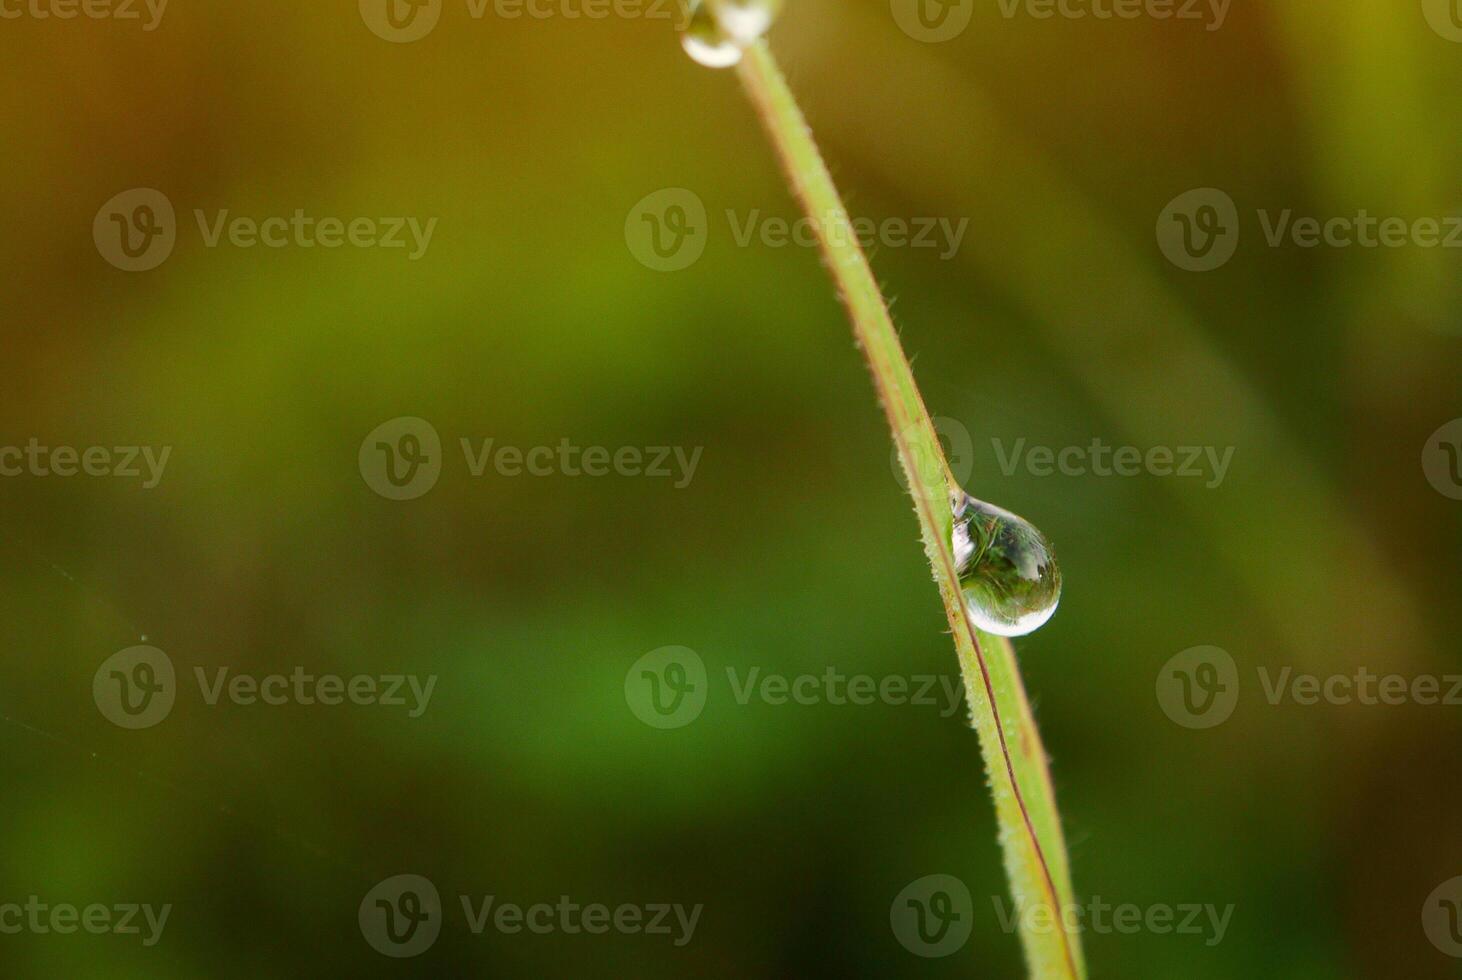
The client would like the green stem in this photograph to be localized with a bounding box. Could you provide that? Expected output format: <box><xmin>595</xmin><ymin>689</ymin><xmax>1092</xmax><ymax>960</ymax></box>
<box><xmin>735</xmin><ymin>40</ymin><xmax>1085</xmax><ymax>979</ymax></box>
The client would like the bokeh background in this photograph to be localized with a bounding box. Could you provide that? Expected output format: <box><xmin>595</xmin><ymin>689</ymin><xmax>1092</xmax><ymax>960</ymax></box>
<box><xmin>2</xmin><ymin>0</ymin><xmax>1460</xmax><ymax>975</ymax></box>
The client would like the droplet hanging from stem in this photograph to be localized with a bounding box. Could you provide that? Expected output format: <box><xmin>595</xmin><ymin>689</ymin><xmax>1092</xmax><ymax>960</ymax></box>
<box><xmin>680</xmin><ymin>0</ymin><xmax>782</xmax><ymax>68</ymax></box>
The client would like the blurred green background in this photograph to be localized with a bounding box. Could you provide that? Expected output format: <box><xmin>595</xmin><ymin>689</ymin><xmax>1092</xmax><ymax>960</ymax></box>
<box><xmin>1</xmin><ymin>0</ymin><xmax>1460</xmax><ymax>975</ymax></box>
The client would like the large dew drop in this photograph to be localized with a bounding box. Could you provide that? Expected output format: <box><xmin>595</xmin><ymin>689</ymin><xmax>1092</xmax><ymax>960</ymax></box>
<box><xmin>680</xmin><ymin>0</ymin><xmax>781</xmax><ymax>68</ymax></box>
<box><xmin>951</xmin><ymin>492</ymin><xmax>1061</xmax><ymax>637</ymax></box>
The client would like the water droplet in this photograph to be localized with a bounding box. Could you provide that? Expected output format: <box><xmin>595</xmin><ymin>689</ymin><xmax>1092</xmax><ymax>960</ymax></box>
<box><xmin>681</xmin><ymin>1</ymin><xmax>743</xmax><ymax>68</ymax></box>
<box><xmin>951</xmin><ymin>492</ymin><xmax>1061</xmax><ymax>637</ymax></box>
<box><xmin>712</xmin><ymin>0</ymin><xmax>780</xmax><ymax>44</ymax></box>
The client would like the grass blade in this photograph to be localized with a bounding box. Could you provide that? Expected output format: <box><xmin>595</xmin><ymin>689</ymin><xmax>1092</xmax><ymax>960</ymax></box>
<box><xmin>734</xmin><ymin>39</ymin><xmax>1086</xmax><ymax>979</ymax></box>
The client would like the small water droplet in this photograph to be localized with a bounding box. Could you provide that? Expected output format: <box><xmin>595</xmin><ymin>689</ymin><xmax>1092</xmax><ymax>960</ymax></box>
<box><xmin>951</xmin><ymin>492</ymin><xmax>1061</xmax><ymax>637</ymax></box>
<box><xmin>679</xmin><ymin>0</ymin><xmax>780</xmax><ymax>67</ymax></box>
<box><xmin>713</xmin><ymin>0</ymin><xmax>780</xmax><ymax>44</ymax></box>
<box><xmin>681</xmin><ymin>1</ymin><xmax>743</xmax><ymax>68</ymax></box>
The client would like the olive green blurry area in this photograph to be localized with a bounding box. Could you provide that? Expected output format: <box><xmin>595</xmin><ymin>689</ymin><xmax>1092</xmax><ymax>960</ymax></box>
<box><xmin>1</xmin><ymin>0</ymin><xmax>1460</xmax><ymax>977</ymax></box>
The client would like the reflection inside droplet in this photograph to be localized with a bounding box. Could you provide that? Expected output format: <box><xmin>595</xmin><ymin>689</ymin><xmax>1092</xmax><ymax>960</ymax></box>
<box><xmin>951</xmin><ymin>491</ymin><xmax>1062</xmax><ymax>637</ymax></box>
